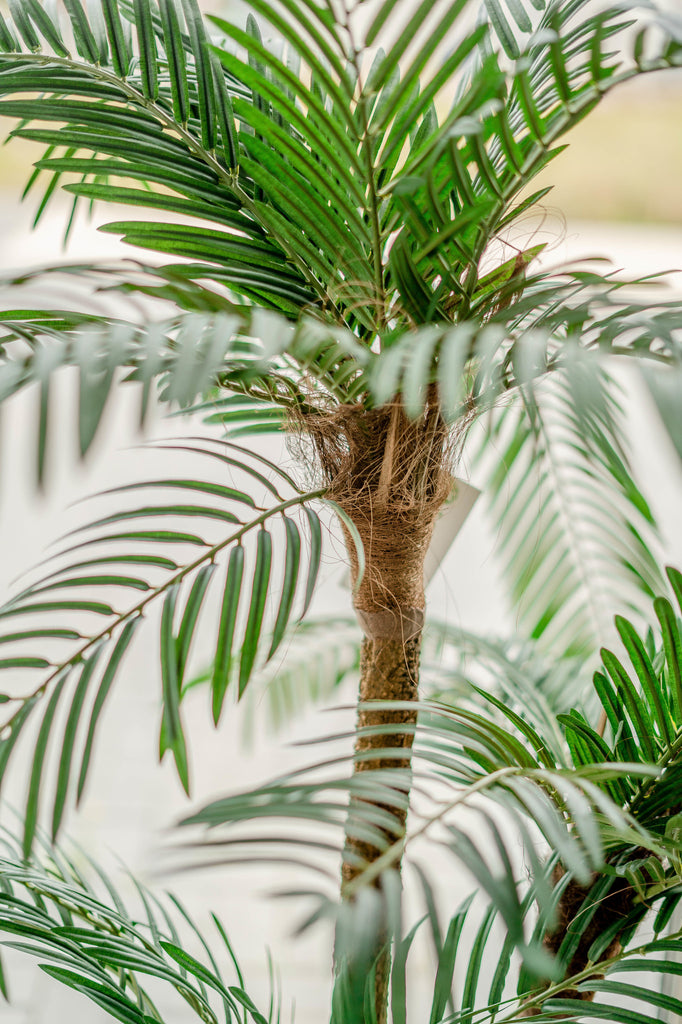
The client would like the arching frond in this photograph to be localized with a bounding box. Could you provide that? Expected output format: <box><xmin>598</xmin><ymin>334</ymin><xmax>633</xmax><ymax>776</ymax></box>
<box><xmin>176</xmin><ymin>698</ymin><xmax>651</xmax><ymax>976</ymax></box>
<box><xmin>171</xmin><ymin>574</ymin><xmax>682</xmax><ymax>1015</ymax></box>
<box><xmin>473</xmin><ymin>366</ymin><xmax>664</xmax><ymax>659</ymax></box>
<box><xmin>1</xmin><ymin>0</ymin><xmax>679</xmax><ymax>340</ymax></box>
<box><xmin>0</xmin><ymin>824</ymin><xmax>271</xmax><ymax>1024</ymax></box>
<box><xmin>0</xmin><ymin>267</ymin><xmax>371</xmax><ymax>482</ymax></box>
<box><xmin>0</xmin><ymin>0</ymin><xmax>680</xmax><ymax>506</ymax></box>
<box><xmin>368</xmin><ymin>271</ymin><xmax>682</xmax><ymax>410</ymax></box>
<box><xmin>421</xmin><ymin>619</ymin><xmax>592</xmax><ymax>756</ymax></box>
<box><xmin>0</xmin><ymin>440</ymin><xmax>326</xmax><ymax>853</ymax></box>
<box><xmin>186</xmin><ymin>611</ymin><xmax>592</xmax><ymax>749</ymax></box>
<box><xmin>380</xmin><ymin>1</ymin><xmax>682</xmax><ymax>325</ymax></box>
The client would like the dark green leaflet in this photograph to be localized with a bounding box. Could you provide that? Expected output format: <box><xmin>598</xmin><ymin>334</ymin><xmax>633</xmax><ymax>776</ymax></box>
<box><xmin>176</xmin><ymin>564</ymin><xmax>216</xmax><ymax>684</ymax></box>
<box><xmin>132</xmin><ymin>0</ymin><xmax>158</xmax><ymax>100</ymax></box>
<box><xmin>24</xmin><ymin>675</ymin><xmax>68</xmax><ymax>858</ymax></box>
<box><xmin>76</xmin><ymin>616</ymin><xmax>141</xmax><ymax>804</ymax></box>
<box><xmin>159</xmin><ymin>0</ymin><xmax>189</xmax><ymax>125</ymax></box>
<box><xmin>239</xmin><ymin>529</ymin><xmax>272</xmax><ymax>697</ymax></box>
<box><xmin>160</xmin><ymin>585</ymin><xmax>189</xmax><ymax>792</ymax></box>
<box><xmin>100</xmin><ymin>0</ymin><xmax>130</xmax><ymax>77</ymax></box>
<box><xmin>62</xmin><ymin>0</ymin><xmax>99</xmax><ymax>63</ymax></box>
<box><xmin>267</xmin><ymin>517</ymin><xmax>301</xmax><ymax>660</ymax></box>
<box><xmin>211</xmin><ymin>544</ymin><xmax>244</xmax><ymax>723</ymax></box>
<box><xmin>52</xmin><ymin>645</ymin><xmax>106</xmax><ymax>840</ymax></box>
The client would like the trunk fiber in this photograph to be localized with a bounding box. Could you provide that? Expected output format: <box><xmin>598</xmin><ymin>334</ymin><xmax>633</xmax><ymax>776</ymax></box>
<box><xmin>302</xmin><ymin>401</ymin><xmax>450</xmax><ymax>1023</ymax></box>
<box><xmin>338</xmin><ymin>505</ymin><xmax>437</xmax><ymax>1024</ymax></box>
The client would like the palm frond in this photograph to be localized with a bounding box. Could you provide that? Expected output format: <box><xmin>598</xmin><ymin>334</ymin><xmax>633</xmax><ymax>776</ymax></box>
<box><xmin>379</xmin><ymin>1</ymin><xmax>682</xmax><ymax>326</ymax></box>
<box><xmin>223</xmin><ymin>612</ymin><xmax>593</xmax><ymax>750</ymax></box>
<box><xmin>0</xmin><ymin>1</ymin><xmax>681</xmax><ymax>480</ymax></box>
<box><xmin>385</xmin><ymin>858</ymin><xmax>682</xmax><ymax>1024</ymax></box>
<box><xmin>0</xmin><ymin>267</ymin><xmax>371</xmax><ymax>482</ymax></box>
<box><xmin>0</xmin><ymin>439</ymin><xmax>326</xmax><ymax>853</ymax></box>
<box><xmin>421</xmin><ymin>618</ymin><xmax>591</xmax><ymax>757</ymax></box>
<box><xmin>3</xmin><ymin>0</ymin><xmax>677</xmax><ymax>342</ymax></box>
<box><xmin>176</xmin><ymin>696</ymin><xmax>651</xmax><ymax>978</ymax></box>
<box><xmin>186</xmin><ymin>610</ymin><xmax>593</xmax><ymax>750</ymax></box>
<box><xmin>173</xmin><ymin>574</ymin><xmax>682</xmax><ymax>1015</ymax></box>
<box><xmin>368</xmin><ymin>269</ymin><xmax>682</xmax><ymax>408</ymax></box>
<box><xmin>0</xmin><ymin>823</ymin><xmax>271</xmax><ymax>1024</ymax></box>
<box><xmin>472</xmin><ymin>366</ymin><xmax>664</xmax><ymax>659</ymax></box>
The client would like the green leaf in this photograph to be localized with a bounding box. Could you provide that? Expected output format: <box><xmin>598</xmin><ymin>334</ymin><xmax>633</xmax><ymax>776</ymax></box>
<box><xmin>301</xmin><ymin>507</ymin><xmax>322</xmax><ymax>618</ymax></box>
<box><xmin>63</xmin><ymin>0</ymin><xmax>99</xmax><ymax>64</ymax></box>
<box><xmin>133</xmin><ymin>0</ymin><xmax>158</xmax><ymax>100</ymax></box>
<box><xmin>0</xmin><ymin>10</ymin><xmax>19</xmax><ymax>51</ymax></box>
<box><xmin>667</xmin><ymin>565</ymin><xmax>682</xmax><ymax>616</ymax></box>
<box><xmin>212</xmin><ymin>544</ymin><xmax>244</xmax><ymax>723</ymax></box>
<box><xmin>160</xmin><ymin>585</ymin><xmax>189</xmax><ymax>793</ymax></box>
<box><xmin>23</xmin><ymin>675</ymin><xmax>67</xmax><ymax>859</ymax></box>
<box><xmin>101</xmin><ymin>0</ymin><xmax>130</xmax><ymax>77</ymax></box>
<box><xmin>485</xmin><ymin>0</ymin><xmax>520</xmax><ymax>58</ymax></box>
<box><xmin>77</xmin><ymin>617</ymin><xmax>141</xmax><ymax>804</ymax></box>
<box><xmin>239</xmin><ymin>529</ymin><xmax>272</xmax><ymax>697</ymax></box>
<box><xmin>429</xmin><ymin>895</ymin><xmax>474</xmax><ymax>1023</ymax></box>
<box><xmin>615</xmin><ymin>614</ymin><xmax>673</xmax><ymax>745</ymax></box>
<box><xmin>544</xmin><ymin>998</ymin><xmax>662</xmax><ymax>1023</ymax></box>
<box><xmin>0</xmin><ymin>698</ymin><xmax>38</xmax><ymax>794</ymax></box>
<box><xmin>38</xmin><ymin>966</ymin><xmax>147</xmax><ymax>1024</ymax></box>
<box><xmin>8</xmin><ymin>0</ymin><xmax>40</xmax><ymax>51</ymax></box>
<box><xmin>267</xmin><ymin>517</ymin><xmax>301</xmax><ymax>661</ymax></box>
<box><xmin>585</xmin><ymin>979</ymin><xmax>682</xmax><ymax>1017</ymax></box>
<box><xmin>159</xmin><ymin>941</ymin><xmax>236</xmax><ymax>1007</ymax></box>
<box><xmin>176</xmin><ymin>564</ymin><xmax>216</xmax><ymax>684</ymax></box>
<box><xmin>230</xmin><ymin>986</ymin><xmax>268</xmax><ymax>1024</ymax></box>
<box><xmin>210</xmin><ymin>51</ymin><xmax>238</xmax><ymax>169</ymax></box>
<box><xmin>461</xmin><ymin>904</ymin><xmax>496</xmax><ymax>1012</ymax></box>
<box><xmin>0</xmin><ymin>657</ymin><xmax>50</xmax><ymax>670</ymax></box>
<box><xmin>180</xmin><ymin>0</ymin><xmax>216</xmax><ymax>151</ymax></box>
<box><xmin>52</xmin><ymin>646</ymin><xmax>106</xmax><ymax>840</ymax></box>
<box><xmin>101</xmin><ymin>476</ymin><xmax>256</xmax><ymax>508</ymax></box>
<box><xmin>324</xmin><ymin>500</ymin><xmax>364</xmax><ymax>595</ymax></box>
<box><xmin>22</xmin><ymin>0</ymin><xmax>70</xmax><ymax>56</ymax></box>
<box><xmin>654</xmin><ymin>596</ymin><xmax>682</xmax><ymax>722</ymax></box>
<box><xmin>158</xmin><ymin>0</ymin><xmax>190</xmax><ymax>125</ymax></box>
<box><xmin>0</xmin><ymin>600</ymin><xmax>114</xmax><ymax>620</ymax></box>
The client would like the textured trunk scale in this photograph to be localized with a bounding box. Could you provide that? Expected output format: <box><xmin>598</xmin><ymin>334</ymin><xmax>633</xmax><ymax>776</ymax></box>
<box><xmin>304</xmin><ymin>400</ymin><xmax>450</xmax><ymax>1024</ymax></box>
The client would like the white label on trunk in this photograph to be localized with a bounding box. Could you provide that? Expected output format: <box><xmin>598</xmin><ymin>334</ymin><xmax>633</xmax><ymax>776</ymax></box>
<box><xmin>424</xmin><ymin>478</ymin><xmax>480</xmax><ymax>585</ymax></box>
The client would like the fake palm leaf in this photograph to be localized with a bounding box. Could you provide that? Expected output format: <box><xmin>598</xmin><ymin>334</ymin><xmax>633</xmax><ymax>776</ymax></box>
<box><xmin>0</xmin><ymin>440</ymin><xmax>327</xmax><ymax>854</ymax></box>
<box><xmin>0</xmin><ymin>1</ymin><xmax>680</xmax><ymax>471</ymax></box>
<box><xmin>177</xmin><ymin>569</ymin><xmax>682</xmax><ymax>1018</ymax></box>
<box><xmin>0</xmin><ymin>825</ymin><xmax>271</xmax><ymax>1024</ymax></box>
<box><xmin>472</xmin><ymin>367</ymin><xmax>665</xmax><ymax>659</ymax></box>
<box><xmin>0</xmin><ymin>1</ymin><xmax>682</xmax><ymax>1016</ymax></box>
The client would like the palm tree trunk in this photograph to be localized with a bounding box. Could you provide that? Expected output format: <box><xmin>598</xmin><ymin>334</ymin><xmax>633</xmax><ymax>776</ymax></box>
<box><xmin>340</xmin><ymin>630</ymin><xmax>422</xmax><ymax>1024</ymax></box>
<box><xmin>302</xmin><ymin>399</ymin><xmax>451</xmax><ymax>1023</ymax></box>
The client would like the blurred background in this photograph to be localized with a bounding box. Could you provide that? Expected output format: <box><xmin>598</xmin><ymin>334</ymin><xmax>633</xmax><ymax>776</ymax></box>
<box><xmin>0</xmin><ymin>1</ymin><xmax>682</xmax><ymax>1022</ymax></box>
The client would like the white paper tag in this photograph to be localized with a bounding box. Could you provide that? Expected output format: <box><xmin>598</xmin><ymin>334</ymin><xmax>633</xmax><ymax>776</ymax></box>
<box><xmin>424</xmin><ymin>478</ymin><xmax>480</xmax><ymax>584</ymax></box>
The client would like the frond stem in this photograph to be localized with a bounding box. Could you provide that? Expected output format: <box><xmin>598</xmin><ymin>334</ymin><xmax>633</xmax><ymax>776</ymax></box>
<box><xmin>3</xmin><ymin>488</ymin><xmax>326</xmax><ymax>723</ymax></box>
<box><xmin>494</xmin><ymin>927</ymin><xmax>682</xmax><ymax>1022</ymax></box>
<box><xmin>341</xmin><ymin>765</ymin><xmax>521</xmax><ymax>898</ymax></box>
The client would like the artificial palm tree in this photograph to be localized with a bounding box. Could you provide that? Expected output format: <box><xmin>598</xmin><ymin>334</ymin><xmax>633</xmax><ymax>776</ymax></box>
<box><xmin>1</xmin><ymin>0</ymin><xmax>682</xmax><ymax>1021</ymax></box>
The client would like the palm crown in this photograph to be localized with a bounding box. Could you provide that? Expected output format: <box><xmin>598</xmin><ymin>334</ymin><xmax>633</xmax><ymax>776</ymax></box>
<box><xmin>1</xmin><ymin>1</ymin><xmax>682</xmax><ymax>1022</ymax></box>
